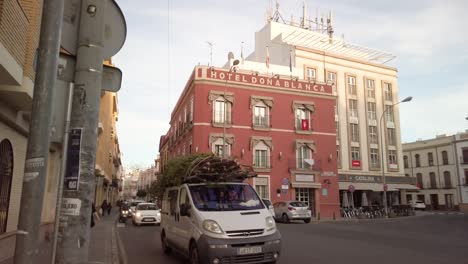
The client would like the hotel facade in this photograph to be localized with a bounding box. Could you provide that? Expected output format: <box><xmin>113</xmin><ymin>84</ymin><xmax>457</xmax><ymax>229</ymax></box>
<box><xmin>159</xmin><ymin>65</ymin><xmax>340</xmax><ymax>218</ymax></box>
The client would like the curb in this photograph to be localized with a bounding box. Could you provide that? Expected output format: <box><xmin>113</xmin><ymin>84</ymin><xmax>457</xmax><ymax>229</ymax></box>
<box><xmin>114</xmin><ymin>219</ymin><xmax>128</xmax><ymax>264</ymax></box>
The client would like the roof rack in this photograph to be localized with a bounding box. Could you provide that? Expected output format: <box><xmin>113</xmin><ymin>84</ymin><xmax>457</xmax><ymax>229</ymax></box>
<box><xmin>183</xmin><ymin>156</ymin><xmax>257</xmax><ymax>184</ymax></box>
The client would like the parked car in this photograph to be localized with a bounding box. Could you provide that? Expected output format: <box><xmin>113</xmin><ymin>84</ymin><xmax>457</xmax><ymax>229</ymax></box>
<box><xmin>262</xmin><ymin>199</ymin><xmax>275</xmax><ymax>217</ymax></box>
<box><xmin>132</xmin><ymin>202</ymin><xmax>161</xmax><ymax>226</ymax></box>
<box><xmin>273</xmin><ymin>201</ymin><xmax>311</xmax><ymax>223</ymax></box>
<box><xmin>409</xmin><ymin>200</ymin><xmax>426</xmax><ymax>210</ymax></box>
<box><xmin>161</xmin><ymin>182</ymin><xmax>281</xmax><ymax>264</ymax></box>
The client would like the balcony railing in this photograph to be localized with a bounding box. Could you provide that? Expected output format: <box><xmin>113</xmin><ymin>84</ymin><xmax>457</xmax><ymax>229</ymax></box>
<box><xmin>213</xmin><ymin>110</ymin><xmax>232</xmax><ymax>125</ymax></box>
<box><xmin>288</xmin><ymin>158</ymin><xmax>322</xmax><ymax>171</ymax></box>
<box><xmin>253</xmin><ymin>115</ymin><xmax>270</xmax><ymax>128</ymax></box>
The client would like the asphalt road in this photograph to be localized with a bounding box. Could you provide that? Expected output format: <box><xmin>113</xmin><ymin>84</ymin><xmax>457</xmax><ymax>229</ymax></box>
<box><xmin>118</xmin><ymin>214</ymin><xmax>468</xmax><ymax>264</ymax></box>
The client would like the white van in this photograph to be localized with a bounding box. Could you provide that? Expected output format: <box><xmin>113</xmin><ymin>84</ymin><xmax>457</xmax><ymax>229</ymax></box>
<box><xmin>161</xmin><ymin>182</ymin><xmax>282</xmax><ymax>264</ymax></box>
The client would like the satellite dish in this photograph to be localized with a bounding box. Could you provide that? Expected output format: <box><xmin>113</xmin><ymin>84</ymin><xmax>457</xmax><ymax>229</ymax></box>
<box><xmin>228</xmin><ymin>52</ymin><xmax>235</xmax><ymax>61</ymax></box>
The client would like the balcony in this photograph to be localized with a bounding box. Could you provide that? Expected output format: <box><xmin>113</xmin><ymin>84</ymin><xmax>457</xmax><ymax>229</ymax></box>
<box><xmin>212</xmin><ymin>110</ymin><xmax>232</xmax><ymax>127</ymax></box>
<box><xmin>253</xmin><ymin>115</ymin><xmax>271</xmax><ymax>130</ymax></box>
<box><xmin>288</xmin><ymin>158</ymin><xmax>322</xmax><ymax>172</ymax></box>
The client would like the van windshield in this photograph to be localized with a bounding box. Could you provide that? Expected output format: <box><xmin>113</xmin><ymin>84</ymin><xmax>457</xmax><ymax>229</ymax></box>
<box><xmin>188</xmin><ymin>184</ymin><xmax>265</xmax><ymax>211</ymax></box>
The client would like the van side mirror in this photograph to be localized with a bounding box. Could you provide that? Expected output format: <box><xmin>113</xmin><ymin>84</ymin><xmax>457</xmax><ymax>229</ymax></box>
<box><xmin>180</xmin><ymin>203</ymin><xmax>191</xmax><ymax>217</ymax></box>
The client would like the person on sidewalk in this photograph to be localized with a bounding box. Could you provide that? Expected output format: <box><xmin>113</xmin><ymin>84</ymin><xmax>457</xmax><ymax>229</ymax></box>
<box><xmin>101</xmin><ymin>200</ymin><xmax>108</xmax><ymax>216</ymax></box>
<box><xmin>107</xmin><ymin>202</ymin><xmax>112</xmax><ymax>215</ymax></box>
<box><xmin>91</xmin><ymin>203</ymin><xmax>100</xmax><ymax>227</ymax></box>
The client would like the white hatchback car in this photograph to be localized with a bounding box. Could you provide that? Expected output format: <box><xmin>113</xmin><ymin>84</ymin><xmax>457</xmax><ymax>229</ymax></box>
<box><xmin>410</xmin><ymin>200</ymin><xmax>426</xmax><ymax>210</ymax></box>
<box><xmin>132</xmin><ymin>203</ymin><xmax>161</xmax><ymax>226</ymax></box>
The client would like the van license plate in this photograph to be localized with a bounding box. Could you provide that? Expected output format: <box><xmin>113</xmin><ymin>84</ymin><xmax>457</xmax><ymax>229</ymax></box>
<box><xmin>238</xmin><ymin>246</ymin><xmax>262</xmax><ymax>255</ymax></box>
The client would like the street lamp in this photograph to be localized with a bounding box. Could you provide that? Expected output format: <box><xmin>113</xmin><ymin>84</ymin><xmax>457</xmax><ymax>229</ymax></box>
<box><xmin>223</xmin><ymin>59</ymin><xmax>240</xmax><ymax>158</ymax></box>
<box><xmin>379</xmin><ymin>96</ymin><xmax>412</xmax><ymax>217</ymax></box>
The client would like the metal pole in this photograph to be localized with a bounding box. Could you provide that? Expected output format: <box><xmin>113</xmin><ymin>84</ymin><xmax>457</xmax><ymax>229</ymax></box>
<box><xmin>222</xmin><ymin>62</ymin><xmax>239</xmax><ymax>159</ymax></box>
<box><xmin>14</xmin><ymin>0</ymin><xmax>64</xmax><ymax>262</ymax></box>
<box><xmin>51</xmin><ymin>83</ymin><xmax>74</xmax><ymax>264</ymax></box>
<box><xmin>379</xmin><ymin>112</ymin><xmax>388</xmax><ymax>218</ymax></box>
<box><xmin>56</xmin><ymin>0</ymin><xmax>105</xmax><ymax>262</ymax></box>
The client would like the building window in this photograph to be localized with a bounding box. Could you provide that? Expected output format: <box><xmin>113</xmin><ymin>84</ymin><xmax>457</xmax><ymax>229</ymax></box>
<box><xmin>211</xmin><ymin>137</ymin><xmax>232</xmax><ymax>157</ymax></box>
<box><xmin>429</xmin><ymin>172</ymin><xmax>437</xmax><ymax>189</ymax></box>
<box><xmin>254</xmin><ymin>177</ymin><xmax>269</xmax><ymax>199</ymax></box>
<box><xmin>297</xmin><ymin>146</ymin><xmax>312</xmax><ymax>169</ymax></box>
<box><xmin>350</xmin><ymin>123</ymin><xmax>360</xmax><ymax>142</ymax></box>
<box><xmin>327</xmin><ymin>71</ymin><xmax>336</xmax><ymax>84</ymax></box>
<box><xmin>351</xmin><ymin>147</ymin><xmax>360</xmax><ymax>162</ymax></box>
<box><xmin>385</xmin><ymin>105</ymin><xmax>394</xmax><ymax>122</ymax></box>
<box><xmin>428</xmin><ymin>152</ymin><xmax>434</xmax><ymax>166</ymax></box>
<box><xmin>0</xmin><ymin>139</ymin><xmax>14</xmax><ymax>234</ymax></box>
<box><xmin>253</xmin><ymin>104</ymin><xmax>269</xmax><ymax>128</ymax></box>
<box><xmin>443</xmin><ymin>171</ymin><xmax>452</xmax><ymax>188</ymax></box>
<box><xmin>254</xmin><ymin>150</ymin><xmax>268</xmax><ymax>168</ymax></box>
<box><xmin>213</xmin><ymin>98</ymin><xmax>231</xmax><ymax>124</ymax></box>
<box><xmin>416</xmin><ymin>173</ymin><xmax>423</xmax><ymax>188</ymax></box>
<box><xmin>404</xmin><ymin>155</ymin><xmax>409</xmax><ymax>168</ymax></box>
<box><xmin>369</xmin><ymin>126</ymin><xmax>378</xmax><ymax>144</ymax></box>
<box><xmin>388</xmin><ymin>150</ymin><xmax>397</xmax><ymax>168</ymax></box>
<box><xmin>306</xmin><ymin>67</ymin><xmax>316</xmax><ymax>80</ymax></box>
<box><xmin>462</xmin><ymin>148</ymin><xmax>468</xmax><ymax>164</ymax></box>
<box><xmin>367</xmin><ymin>102</ymin><xmax>376</xmax><ymax>120</ymax></box>
<box><xmin>295</xmin><ymin>108</ymin><xmax>311</xmax><ymax>131</ymax></box>
<box><xmin>209</xmin><ymin>91</ymin><xmax>233</xmax><ymax>126</ymax></box>
<box><xmin>349</xmin><ymin>99</ymin><xmax>358</xmax><ymax>118</ymax></box>
<box><xmin>370</xmin><ymin>148</ymin><xmax>379</xmax><ymax>168</ymax></box>
<box><xmin>387</xmin><ymin>128</ymin><xmax>396</xmax><ymax>146</ymax></box>
<box><xmin>295</xmin><ymin>188</ymin><xmax>310</xmax><ymax>206</ymax></box>
<box><xmin>415</xmin><ymin>154</ymin><xmax>421</xmax><ymax>167</ymax></box>
<box><xmin>347</xmin><ymin>76</ymin><xmax>356</xmax><ymax>95</ymax></box>
<box><xmin>442</xmin><ymin>151</ymin><xmax>448</xmax><ymax>165</ymax></box>
<box><xmin>366</xmin><ymin>79</ymin><xmax>375</xmax><ymax>98</ymax></box>
<box><xmin>384</xmin><ymin>82</ymin><xmax>393</xmax><ymax>101</ymax></box>
<box><xmin>337</xmin><ymin>145</ymin><xmax>341</xmax><ymax>166</ymax></box>
<box><xmin>465</xmin><ymin>170</ymin><xmax>468</xmax><ymax>185</ymax></box>
<box><xmin>189</xmin><ymin>96</ymin><xmax>194</xmax><ymax>122</ymax></box>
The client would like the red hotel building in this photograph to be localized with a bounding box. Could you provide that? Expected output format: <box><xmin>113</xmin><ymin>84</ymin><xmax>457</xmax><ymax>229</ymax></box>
<box><xmin>159</xmin><ymin>65</ymin><xmax>340</xmax><ymax>218</ymax></box>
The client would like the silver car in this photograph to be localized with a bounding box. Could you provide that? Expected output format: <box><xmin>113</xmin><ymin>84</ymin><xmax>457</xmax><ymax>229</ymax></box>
<box><xmin>273</xmin><ymin>201</ymin><xmax>311</xmax><ymax>223</ymax></box>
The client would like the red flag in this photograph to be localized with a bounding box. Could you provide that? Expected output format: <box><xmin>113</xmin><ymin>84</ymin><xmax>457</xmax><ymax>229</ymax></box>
<box><xmin>266</xmin><ymin>46</ymin><xmax>270</xmax><ymax>69</ymax></box>
<box><xmin>301</xmin><ymin>119</ymin><xmax>309</xmax><ymax>130</ymax></box>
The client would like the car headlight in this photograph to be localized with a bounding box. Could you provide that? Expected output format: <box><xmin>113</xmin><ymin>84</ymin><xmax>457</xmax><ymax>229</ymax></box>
<box><xmin>136</xmin><ymin>212</ymin><xmax>141</xmax><ymax>217</ymax></box>
<box><xmin>266</xmin><ymin>216</ymin><xmax>276</xmax><ymax>231</ymax></box>
<box><xmin>157</xmin><ymin>212</ymin><xmax>161</xmax><ymax>216</ymax></box>
<box><xmin>202</xmin><ymin>220</ymin><xmax>223</xmax><ymax>234</ymax></box>
<box><xmin>123</xmin><ymin>210</ymin><xmax>128</xmax><ymax>214</ymax></box>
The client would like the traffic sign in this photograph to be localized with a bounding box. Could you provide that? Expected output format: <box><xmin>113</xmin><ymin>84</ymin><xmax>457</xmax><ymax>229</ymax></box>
<box><xmin>282</xmin><ymin>178</ymin><xmax>289</xmax><ymax>185</ymax></box>
<box><xmin>348</xmin><ymin>185</ymin><xmax>355</xmax><ymax>193</ymax></box>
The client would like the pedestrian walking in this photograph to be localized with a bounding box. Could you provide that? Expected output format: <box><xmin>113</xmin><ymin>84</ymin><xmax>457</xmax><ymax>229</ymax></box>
<box><xmin>107</xmin><ymin>202</ymin><xmax>112</xmax><ymax>215</ymax></box>
<box><xmin>101</xmin><ymin>200</ymin><xmax>108</xmax><ymax>216</ymax></box>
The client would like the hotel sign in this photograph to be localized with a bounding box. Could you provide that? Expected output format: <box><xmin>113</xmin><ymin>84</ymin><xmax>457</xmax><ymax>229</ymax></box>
<box><xmin>206</xmin><ymin>69</ymin><xmax>332</xmax><ymax>95</ymax></box>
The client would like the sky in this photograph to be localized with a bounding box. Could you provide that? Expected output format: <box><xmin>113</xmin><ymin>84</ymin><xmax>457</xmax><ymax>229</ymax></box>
<box><xmin>113</xmin><ymin>0</ymin><xmax>468</xmax><ymax>168</ymax></box>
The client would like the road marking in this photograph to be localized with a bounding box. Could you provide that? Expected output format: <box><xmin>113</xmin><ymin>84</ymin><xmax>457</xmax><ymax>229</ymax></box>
<box><xmin>117</xmin><ymin>223</ymin><xmax>125</xmax><ymax>228</ymax></box>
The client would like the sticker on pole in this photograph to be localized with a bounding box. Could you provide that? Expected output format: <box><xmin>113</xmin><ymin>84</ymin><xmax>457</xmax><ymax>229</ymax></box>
<box><xmin>61</xmin><ymin>198</ymin><xmax>81</xmax><ymax>216</ymax></box>
<box><xmin>64</xmin><ymin>128</ymin><xmax>82</xmax><ymax>191</ymax></box>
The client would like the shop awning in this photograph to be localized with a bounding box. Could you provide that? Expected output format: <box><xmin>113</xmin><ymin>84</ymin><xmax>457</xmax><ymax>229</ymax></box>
<box><xmin>387</xmin><ymin>184</ymin><xmax>420</xmax><ymax>190</ymax></box>
<box><xmin>291</xmin><ymin>182</ymin><xmax>322</xmax><ymax>188</ymax></box>
<box><xmin>339</xmin><ymin>182</ymin><xmax>390</xmax><ymax>192</ymax></box>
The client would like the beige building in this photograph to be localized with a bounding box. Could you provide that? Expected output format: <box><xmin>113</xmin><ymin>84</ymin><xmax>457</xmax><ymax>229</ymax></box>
<box><xmin>244</xmin><ymin>16</ymin><xmax>416</xmax><ymax>208</ymax></box>
<box><xmin>0</xmin><ymin>2</ymin><xmax>123</xmax><ymax>261</ymax></box>
<box><xmin>403</xmin><ymin>132</ymin><xmax>468</xmax><ymax>211</ymax></box>
<box><xmin>137</xmin><ymin>160</ymin><xmax>160</xmax><ymax>193</ymax></box>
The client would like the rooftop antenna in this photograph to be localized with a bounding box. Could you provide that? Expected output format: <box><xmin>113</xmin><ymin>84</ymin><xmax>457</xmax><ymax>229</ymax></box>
<box><xmin>327</xmin><ymin>10</ymin><xmax>334</xmax><ymax>43</ymax></box>
<box><xmin>320</xmin><ymin>12</ymin><xmax>324</xmax><ymax>33</ymax></box>
<box><xmin>267</xmin><ymin>0</ymin><xmax>273</xmax><ymax>22</ymax></box>
<box><xmin>206</xmin><ymin>41</ymin><xmax>213</xmax><ymax>66</ymax></box>
<box><xmin>290</xmin><ymin>14</ymin><xmax>295</xmax><ymax>26</ymax></box>
<box><xmin>301</xmin><ymin>1</ymin><xmax>308</xmax><ymax>29</ymax></box>
<box><xmin>341</xmin><ymin>33</ymin><xmax>346</xmax><ymax>47</ymax></box>
<box><xmin>272</xmin><ymin>0</ymin><xmax>285</xmax><ymax>23</ymax></box>
<box><xmin>315</xmin><ymin>8</ymin><xmax>318</xmax><ymax>32</ymax></box>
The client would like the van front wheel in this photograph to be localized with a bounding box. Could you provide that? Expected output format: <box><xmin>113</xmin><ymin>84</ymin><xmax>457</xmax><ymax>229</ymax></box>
<box><xmin>161</xmin><ymin>232</ymin><xmax>171</xmax><ymax>255</ymax></box>
<box><xmin>189</xmin><ymin>243</ymin><xmax>200</xmax><ymax>264</ymax></box>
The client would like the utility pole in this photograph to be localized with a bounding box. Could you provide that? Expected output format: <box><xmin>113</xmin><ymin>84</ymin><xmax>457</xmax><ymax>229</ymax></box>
<box><xmin>55</xmin><ymin>0</ymin><xmax>105</xmax><ymax>262</ymax></box>
<box><xmin>14</xmin><ymin>0</ymin><xmax>64</xmax><ymax>263</ymax></box>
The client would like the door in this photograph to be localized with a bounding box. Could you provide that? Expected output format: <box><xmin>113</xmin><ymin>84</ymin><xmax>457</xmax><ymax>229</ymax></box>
<box><xmin>295</xmin><ymin>188</ymin><xmax>315</xmax><ymax>216</ymax></box>
<box><xmin>164</xmin><ymin>189</ymin><xmax>179</xmax><ymax>246</ymax></box>
<box><xmin>430</xmin><ymin>194</ymin><xmax>439</xmax><ymax>210</ymax></box>
<box><xmin>445</xmin><ymin>194</ymin><xmax>453</xmax><ymax>209</ymax></box>
<box><xmin>173</xmin><ymin>187</ymin><xmax>191</xmax><ymax>252</ymax></box>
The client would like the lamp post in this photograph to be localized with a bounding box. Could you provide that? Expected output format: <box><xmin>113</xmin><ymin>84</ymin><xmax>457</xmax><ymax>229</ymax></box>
<box><xmin>223</xmin><ymin>59</ymin><xmax>240</xmax><ymax>158</ymax></box>
<box><xmin>379</xmin><ymin>96</ymin><xmax>412</xmax><ymax>217</ymax></box>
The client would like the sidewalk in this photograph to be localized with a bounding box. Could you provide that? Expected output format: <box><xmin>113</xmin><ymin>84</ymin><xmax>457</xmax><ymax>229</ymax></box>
<box><xmin>88</xmin><ymin>209</ymin><xmax>120</xmax><ymax>264</ymax></box>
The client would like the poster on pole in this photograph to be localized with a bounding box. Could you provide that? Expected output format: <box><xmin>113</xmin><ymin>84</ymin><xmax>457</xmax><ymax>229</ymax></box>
<box><xmin>64</xmin><ymin>128</ymin><xmax>82</xmax><ymax>191</ymax></box>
